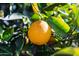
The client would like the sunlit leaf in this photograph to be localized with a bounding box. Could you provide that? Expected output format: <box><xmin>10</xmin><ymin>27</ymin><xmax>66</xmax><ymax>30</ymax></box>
<box><xmin>53</xmin><ymin>47</ymin><xmax>74</xmax><ymax>56</ymax></box>
<box><xmin>31</xmin><ymin>13</ymin><xmax>48</xmax><ymax>20</ymax></box>
<box><xmin>51</xmin><ymin>15</ymin><xmax>70</xmax><ymax>33</ymax></box>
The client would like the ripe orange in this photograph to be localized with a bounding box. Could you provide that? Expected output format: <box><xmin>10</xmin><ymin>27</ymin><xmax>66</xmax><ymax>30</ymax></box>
<box><xmin>28</xmin><ymin>20</ymin><xmax>51</xmax><ymax>45</ymax></box>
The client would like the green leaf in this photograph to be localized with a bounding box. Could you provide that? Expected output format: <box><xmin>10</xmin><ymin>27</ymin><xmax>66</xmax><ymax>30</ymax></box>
<box><xmin>51</xmin><ymin>15</ymin><xmax>70</xmax><ymax>33</ymax></box>
<box><xmin>46</xmin><ymin>3</ymin><xmax>53</xmax><ymax>6</ymax></box>
<box><xmin>31</xmin><ymin>13</ymin><xmax>48</xmax><ymax>20</ymax></box>
<box><xmin>0</xmin><ymin>26</ymin><xmax>3</xmax><ymax>34</ymax></box>
<box><xmin>44</xmin><ymin>11</ymin><xmax>54</xmax><ymax>17</ymax></box>
<box><xmin>70</xmin><ymin>4</ymin><xmax>79</xmax><ymax>27</ymax></box>
<box><xmin>58</xmin><ymin>4</ymin><xmax>70</xmax><ymax>14</ymax></box>
<box><xmin>31</xmin><ymin>14</ymin><xmax>41</xmax><ymax>20</ymax></box>
<box><xmin>71</xmin><ymin>4</ymin><xmax>78</xmax><ymax>18</ymax></box>
<box><xmin>77</xmin><ymin>16</ymin><xmax>79</xmax><ymax>27</ymax></box>
<box><xmin>43</xmin><ymin>3</ymin><xmax>67</xmax><ymax>11</ymax></box>
<box><xmin>53</xmin><ymin>47</ymin><xmax>74</xmax><ymax>56</ymax></box>
<box><xmin>47</xmin><ymin>18</ymin><xmax>66</xmax><ymax>38</ymax></box>
<box><xmin>0</xmin><ymin>44</ymin><xmax>13</xmax><ymax>56</ymax></box>
<box><xmin>15</xmin><ymin>35</ymin><xmax>24</xmax><ymax>55</ymax></box>
<box><xmin>2</xmin><ymin>28</ymin><xmax>14</xmax><ymax>41</ymax></box>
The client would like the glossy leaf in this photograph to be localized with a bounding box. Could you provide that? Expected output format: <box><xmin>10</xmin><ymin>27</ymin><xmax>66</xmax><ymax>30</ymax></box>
<box><xmin>51</xmin><ymin>15</ymin><xmax>70</xmax><ymax>33</ymax></box>
<box><xmin>31</xmin><ymin>13</ymin><xmax>48</xmax><ymax>20</ymax></box>
<box><xmin>47</xmin><ymin>18</ymin><xmax>66</xmax><ymax>38</ymax></box>
<box><xmin>2</xmin><ymin>28</ymin><xmax>14</xmax><ymax>41</ymax></box>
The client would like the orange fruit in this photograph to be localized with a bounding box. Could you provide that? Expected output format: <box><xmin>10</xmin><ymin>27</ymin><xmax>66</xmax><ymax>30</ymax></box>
<box><xmin>28</xmin><ymin>20</ymin><xmax>51</xmax><ymax>45</ymax></box>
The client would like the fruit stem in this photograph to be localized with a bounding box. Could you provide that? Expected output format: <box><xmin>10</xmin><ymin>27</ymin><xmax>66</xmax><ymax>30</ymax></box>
<box><xmin>38</xmin><ymin>12</ymin><xmax>43</xmax><ymax>20</ymax></box>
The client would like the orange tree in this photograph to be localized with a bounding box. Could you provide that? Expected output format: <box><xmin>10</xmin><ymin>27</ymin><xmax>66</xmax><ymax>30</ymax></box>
<box><xmin>0</xmin><ymin>3</ymin><xmax>79</xmax><ymax>56</ymax></box>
